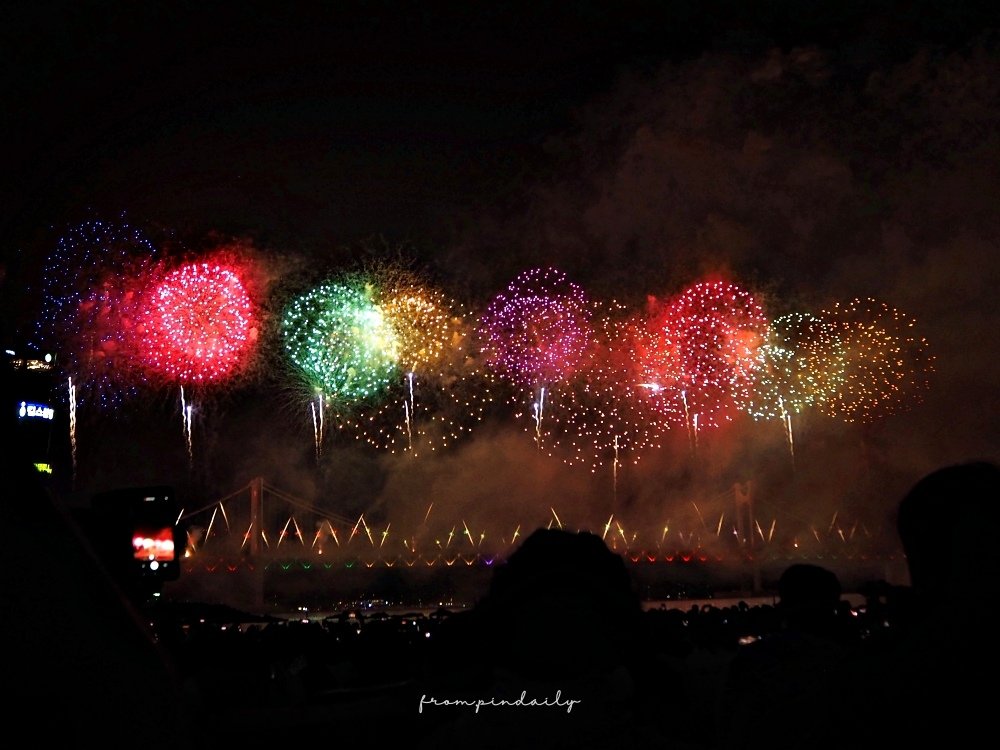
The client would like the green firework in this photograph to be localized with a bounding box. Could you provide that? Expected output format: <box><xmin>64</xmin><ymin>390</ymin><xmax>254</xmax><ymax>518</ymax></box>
<box><xmin>282</xmin><ymin>281</ymin><xmax>399</xmax><ymax>402</ymax></box>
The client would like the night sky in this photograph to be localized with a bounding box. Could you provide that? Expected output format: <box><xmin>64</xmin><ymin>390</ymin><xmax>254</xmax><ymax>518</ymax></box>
<box><xmin>3</xmin><ymin>1</ymin><xmax>999</xmax><ymax>545</ymax></box>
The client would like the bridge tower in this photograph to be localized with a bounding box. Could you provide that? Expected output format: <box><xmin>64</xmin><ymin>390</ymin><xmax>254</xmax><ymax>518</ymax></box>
<box><xmin>734</xmin><ymin>480</ymin><xmax>761</xmax><ymax>594</ymax></box>
<box><xmin>249</xmin><ymin>476</ymin><xmax>264</xmax><ymax>556</ymax></box>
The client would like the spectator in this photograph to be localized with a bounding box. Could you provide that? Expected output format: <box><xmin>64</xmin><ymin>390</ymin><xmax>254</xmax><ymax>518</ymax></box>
<box><xmin>716</xmin><ymin>564</ymin><xmax>851</xmax><ymax>750</ymax></box>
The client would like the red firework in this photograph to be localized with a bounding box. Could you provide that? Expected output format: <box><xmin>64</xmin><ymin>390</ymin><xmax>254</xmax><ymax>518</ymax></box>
<box><xmin>638</xmin><ymin>280</ymin><xmax>768</xmax><ymax>428</ymax></box>
<box><xmin>139</xmin><ymin>259</ymin><xmax>259</xmax><ymax>384</ymax></box>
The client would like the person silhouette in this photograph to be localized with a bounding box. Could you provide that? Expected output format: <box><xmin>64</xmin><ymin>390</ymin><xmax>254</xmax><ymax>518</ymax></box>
<box><xmin>805</xmin><ymin>460</ymin><xmax>1000</xmax><ymax>749</ymax></box>
<box><xmin>417</xmin><ymin>527</ymin><xmax>688</xmax><ymax>749</ymax></box>
<box><xmin>716</xmin><ymin>563</ymin><xmax>851</xmax><ymax>750</ymax></box>
<box><xmin>875</xmin><ymin>461</ymin><xmax>1000</xmax><ymax>740</ymax></box>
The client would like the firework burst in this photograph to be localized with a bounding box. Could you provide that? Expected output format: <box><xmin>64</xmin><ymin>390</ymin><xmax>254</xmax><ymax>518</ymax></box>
<box><xmin>330</xmin><ymin>364</ymin><xmax>504</xmax><ymax>455</ymax></box>
<box><xmin>281</xmin><ymin>279</ymin><xmax>399</xmax><ymax>403</ymax></box>
<box><xmin>638</xmin><ymin>280</ymin><xmax>769</xmax><ymax>431</ymax></box>
<box><xmin>34</xmin><ymin>218</ymin><xmax>159</xmax><ymax>410</ymax></box>
<box><xmin>330</xmin><ymin>304</ymin><xmax>505</xmax><ymax>455</ymax></box>
<box><xmin>138</xmin><ymin>257</ymin><xmax>260</xmax><ymax>385</ymax></box>
<box><xmin>535</xmin><ymin>301</ymin><xmax>677</xmax><ymax>470</ymax></box>
<box><xmin>819</xmin><ymin>298</ymin><xmax>933</xmax><ymax>423</ymax></box>
<box><xmin>477</xmin><ymin>267</ymin><xmax>592</xmax><ymax>388</ymax></box>
<box><xmin>363</xmin><ymin>267</ymin><xmax>461</xmax><ymax>375</ymax></box>
<box><xmin>743</xmin><ymin>312</ymin><xmax>846</xmax><ymax>420</ymax></box>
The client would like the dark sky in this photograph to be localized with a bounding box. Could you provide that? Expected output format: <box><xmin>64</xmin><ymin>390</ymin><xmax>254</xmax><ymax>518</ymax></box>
<box><xmin>6</xmin><ymin>1</ymin><xmax>997</xmax><ymax>267</ymax></box>
<box><xmin>3</xmin><ymin>1</ymin><xmax>999</xmax><ymax>536</ymax></box>
<box><xmin>4</xmin><ymin>1</ymin><xmax>714</xmax><ymax>256</ymax></box>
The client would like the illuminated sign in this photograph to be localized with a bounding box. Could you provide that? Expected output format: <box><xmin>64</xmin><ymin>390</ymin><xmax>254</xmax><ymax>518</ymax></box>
<box><xmin>33</xmin><ymin>463</ymin><xmax>53</xmax><ymax>474</ymax></box>
<box><xmin>18</xmin><ymin>402</ymin><xmax>55</xmax><ymax>420</ymax></box>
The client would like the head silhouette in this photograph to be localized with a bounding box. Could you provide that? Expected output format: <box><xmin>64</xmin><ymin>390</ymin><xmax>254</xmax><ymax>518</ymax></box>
<box><xmin>478</xmin><ymin>527</ymin><xmax>642</xmax><ymax>681</ymax></box>
<box><xmin>777</xmin><ymin>563</ymin><xmax>841</xmax><ymax>633</ymax></box>
<box><xmin>896</xmin><ymin>461</ymin><xmax>1000</xmax><ymax>601</ymax></box>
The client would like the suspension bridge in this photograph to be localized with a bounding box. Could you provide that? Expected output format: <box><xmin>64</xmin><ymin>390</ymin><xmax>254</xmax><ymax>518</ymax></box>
<box><xmin>174</xmin><ymin>477</ymin><xmax>893</xmax><ymax>566</ymax></box>
<box><xmin>178</xmin><ymin>477</ymin><xmax>358</xmax><ymax>558</ymax></box>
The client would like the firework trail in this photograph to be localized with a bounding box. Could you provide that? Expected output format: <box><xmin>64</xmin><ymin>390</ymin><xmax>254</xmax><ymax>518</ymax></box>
<box><xmin>180</xmin><ymin>386</ymin><xmax>193</xmax><ymax>468</ymax></box>
<box><xmin>405</xmin><ymin>371</ymin><xmax>414</xmax><ymax>449</ymax></box>
<box><xmin>612</xmin><ymin>434</ymin><xmax>620</xmax><ymax>506</ymax></box>
<box><xmin>67</xmin><ymin>377</ymin><xmax>77</xmax><ymax>485</ymax></box>
<box><xmin>550</xmin><ymin>507</ymin><xmax>563</xmax><ymax>529</ymax></box>
<box><xmin>205</xmin><ymin>506</ymin><xmax>218</xmax><ymax>544</ymax></box>
<box><xmin>310</xmin><ymin>392</ymin><xmax>324</xmax><ymax>461</ymax></box>
<box><xmin>532</xmin><ymin>386</ymin><xmax>546</xmax><ymax>451</ymax></box>
<box><xmin>781</xmin><ymin>397</ymin><xmax>795</xmax><ymax>466</ymax></box>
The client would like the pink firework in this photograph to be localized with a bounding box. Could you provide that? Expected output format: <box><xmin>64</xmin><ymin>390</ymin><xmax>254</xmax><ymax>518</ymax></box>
<box><xmin>139</xmin><ymin>259</ymin><xmax>259</xmax><ymax>384</ymax></box>
<box><xmin>477</xmin><ymin>267</ymin><xmax>591</xmax><ymax>387</ymax></box>
<box><xmin>638</xmin><ymin>280</ymin><xmax>768</xmax><ymax>429</ymax></box>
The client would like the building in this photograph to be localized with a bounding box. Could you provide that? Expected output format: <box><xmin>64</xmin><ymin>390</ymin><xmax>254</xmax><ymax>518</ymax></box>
<box><xmin>2</xmin><ymin>346</ymin><xmax>68</xmax><ymax>488</ymax></box>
